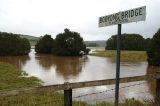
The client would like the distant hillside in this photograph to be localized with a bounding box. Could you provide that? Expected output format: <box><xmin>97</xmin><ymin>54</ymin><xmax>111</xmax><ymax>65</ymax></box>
<box><xmin>19</xmin><ymin>35</ymin><xmax>39</xmax><ymax>40</ymax></box>
<box><xmin>19</xmin><ymin>35</ymin><xmax>39</xmax><ymax>46</ymax></box>
<box><xmin>85</xmin><ymin>40</ymin><xmax>106</xmax><ymax>47</ymax></box>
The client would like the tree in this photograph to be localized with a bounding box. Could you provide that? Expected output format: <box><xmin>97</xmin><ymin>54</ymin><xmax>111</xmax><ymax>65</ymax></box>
<box><xmin>0</xmin><ymin>32</ymin><xmax>30</xmax><ymax>56</ymax></box>
<box><xmin>52</xmin><ymin>29</ymin><xmax>86</xmax><ymax>56</ymax></box>
<box><xmin>35</xmin><ymin>34</ymin><xmax>54</xmax><ymax>54</ymax></box>
<box><xmin>105</xmin><ymin>34</ymin><xmax>147</xmax><ymax>50</ymax></box>
<box><xmin>147</xmin><ymin>29</ymin><xmax>160</xmax><ymax>66</ymax></box>
<box><xmin>105</xmin><ymin>35</ymin><xmax>117</xmax><ymax>50</ymax></box>
<box><xmin>19</xmin><ymin>38</ymin><xmax>31</xmax><ymax>54</ymax></box>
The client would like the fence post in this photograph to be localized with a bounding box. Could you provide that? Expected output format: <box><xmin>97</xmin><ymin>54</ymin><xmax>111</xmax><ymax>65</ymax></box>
<box><xmin>156</xmin><ymin>79</ymin><xmax>160</xmax><ymax>98</ymax></box>
<box><xmin>64</xmin><ymin>89</ymin><xmax>72</xmax><ymax>106</ymax></box>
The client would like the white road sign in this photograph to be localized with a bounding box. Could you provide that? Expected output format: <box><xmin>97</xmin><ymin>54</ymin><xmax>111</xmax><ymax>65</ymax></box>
<box><xmin>99</xmin><ymin>6</ymin><xmax>146</xmax><ymax>27</ymax></box>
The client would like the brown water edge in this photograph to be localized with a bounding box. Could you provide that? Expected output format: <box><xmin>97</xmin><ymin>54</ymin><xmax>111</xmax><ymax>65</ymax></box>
<box><xmin>0</xmin><ymin>49</ymin><xmax>158</xmax><ymax>104</ymax></box>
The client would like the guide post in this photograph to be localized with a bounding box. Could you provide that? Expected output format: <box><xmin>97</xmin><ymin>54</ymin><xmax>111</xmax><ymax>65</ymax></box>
<box><xmin>98</xmin><ymin>6</ymin><xmax>146</xmax><ymax>106</ymax></box>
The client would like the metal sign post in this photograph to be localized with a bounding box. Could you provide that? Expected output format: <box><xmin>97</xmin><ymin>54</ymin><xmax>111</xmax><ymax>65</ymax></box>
<box><xmin>98</xmin><ymin>6</ymin><xmax>146</xmax><ymax>106</ymax></box>
<box><xmin>115</xmin><ymin>24</ymin><xmax>121</xmax><ymax>106</ymax></box>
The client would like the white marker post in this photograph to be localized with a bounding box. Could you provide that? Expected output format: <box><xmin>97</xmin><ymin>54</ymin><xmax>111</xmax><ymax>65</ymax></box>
<box><xmin>98</xmin><ymin>6</ymin><xmax>146</xmax><ymax>106</ymax></box>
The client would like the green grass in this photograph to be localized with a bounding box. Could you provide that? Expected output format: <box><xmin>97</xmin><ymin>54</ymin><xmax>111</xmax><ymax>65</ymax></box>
<box><xmin>0</xmin><ymin>93</ymin><xmax>148</xmax><ymax>106</ymax></box>
<box><xmin>90</xmin><ymin>50</ymin><xmax>147</xmax><ymax>62</ymax></box>
<box><xmin>0</xmin><ymin>62</ymin><xmax>41</xmax><ymax>90</ymax></box>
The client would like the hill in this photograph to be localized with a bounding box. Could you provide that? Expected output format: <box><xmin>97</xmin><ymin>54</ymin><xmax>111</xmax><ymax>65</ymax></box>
<box><xmin>85</xmin><ymin>40</ymin><xmax>106</xmax><ymax>47</ymax></box>
<box><xmin>19</xmin><ymin>35</ymin><xmax>39</xmax><ymax>46</ymax></box>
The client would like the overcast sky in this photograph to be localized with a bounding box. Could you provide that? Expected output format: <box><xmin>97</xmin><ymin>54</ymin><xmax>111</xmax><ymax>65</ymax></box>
<box><xmin>0</xmin><ymin>0</ymin><xmax>160</xmax><ymax>41</ymax></box>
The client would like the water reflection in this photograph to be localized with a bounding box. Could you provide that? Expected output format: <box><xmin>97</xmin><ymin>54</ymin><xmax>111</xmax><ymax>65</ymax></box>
<box><xmin>35</xmin><ymin>54</ymin><xmax>89</xmax><ymax>79</ymax></box>
<box><xmin>0</xmin><ymin>55</ymin><xmax>30</xmax><ymax>69</ymax></box>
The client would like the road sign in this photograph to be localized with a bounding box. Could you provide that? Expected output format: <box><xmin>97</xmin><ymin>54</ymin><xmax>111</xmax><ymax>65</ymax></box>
<box><xmin>99</xmin><ymin>6</ymin><xmax>146</xmax><ymax>27</ymax></box>
<box><xmin>98</xmin><ymin>6</ymin><xmax>146</xmax><ymax>106</ymax></box>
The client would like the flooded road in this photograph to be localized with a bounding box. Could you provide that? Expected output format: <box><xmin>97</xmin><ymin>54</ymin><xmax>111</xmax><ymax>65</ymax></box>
<box><xmin>0</xmin><ymin>49</ymin><xmax>157</xmax><ymax>103</ymax></box>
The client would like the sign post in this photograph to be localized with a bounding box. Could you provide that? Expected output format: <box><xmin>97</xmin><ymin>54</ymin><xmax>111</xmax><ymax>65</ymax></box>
<box><xmin>98</xmin><ymin>6</ymin><xmax>146</xmax><ymax>106</ymax></box>
<box><xmin>115</xmin><ymin>24</ymin><xmax>121</xmax><ymax>106</ymax></box>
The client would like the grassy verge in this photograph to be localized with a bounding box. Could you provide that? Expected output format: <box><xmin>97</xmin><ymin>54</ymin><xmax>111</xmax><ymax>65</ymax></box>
<box><xmin>90</xmin><ymin>50</ymin><xmax>147</xmax><ymax>62</ymax></box>
<box><xmin>0</xmin><ymin>62</ymin><xmax>41</xmax><ymax>90</ymax></box>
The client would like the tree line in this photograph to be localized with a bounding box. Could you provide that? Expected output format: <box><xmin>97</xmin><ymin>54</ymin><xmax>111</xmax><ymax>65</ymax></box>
<box><xmin>0</xmin><ymin>28</ymin><xmax>159</xmax><ymax>66</ymax></box>
<box><xmin>105</xmin><ymin>29</ymin><xmax>160</xmax><ymax>66</ymax></box>
<box><xmin>105</xmin><ymin>34</ymin><xmax>151</xmax><ymax>51</ymax></box>
<box><xmin>0</xmin><ymin>29</ymin><xmax>88</xmax><ymax>56</ymax></box>
<box><xmin>0</xmin><ymin>32</ymin><xmax>30</xmax><ymax>56</ymax></box>
<box><xmin>35</xmin><ymin>29</ymin><xmax>89</xmax><ymax>56</ymax></box>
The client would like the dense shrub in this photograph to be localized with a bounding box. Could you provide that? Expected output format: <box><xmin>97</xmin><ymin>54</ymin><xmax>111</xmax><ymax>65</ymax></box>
<box><xmin>35</xmin><ymin>29</ymin><xmax>87</xmax><ymax>56</ymax></box>
<box><xmin>52</xmin><ymin>29</ymin><xmax>86</xmax><ymax>56</ymax></box>
<box><xmin>0</xmin><ymin>32</ymin><xmax>30</xmax><ymax>56</ymax></box>
<box><xmin>105</xmin><ymin>34</ymin><xmax>147</xmax><ymax>50</ymax></box>
<box><xmin>35</xmin><ymin>34</ymin><xmax>54</xmax><ymax>54</ymax></box>
<box><xmin>147</xmin><ymin>29</ymin><xmax>160</xmax><ymax>66</ymax></box>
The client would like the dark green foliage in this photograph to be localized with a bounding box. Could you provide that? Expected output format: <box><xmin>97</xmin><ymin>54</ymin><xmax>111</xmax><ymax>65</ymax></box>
<box><xmin>105</xmin><ymin>34</ymin><xmax>147</xmax><ymax>51</ymax></box>
<box><xmin>53</xmin><ymin>29</ymin><xmax>86</xmax><ymax>56</ymax></box>
<box><xmin>147</xmin><ymin>29</ymin><xmax>160</xmax><ymax>66</ymax></box>
<box><xmin>35</xmin><ymin>29</ymin><xmax>87</xmax><ymax>56</ymax></box>
<box><xmin>84</xmin><ymin>48</ymin><xmax>90</xmax><ymax>55</ymax></box>
<box><xmin>35</xmin><ymin>34</ymin><xmax>54</xmax><ymax>53</ymax></box>
<box><xmin>0</xmin><ymin>32</ymin><xmax>30</xmax><ymax>56</ymax></box>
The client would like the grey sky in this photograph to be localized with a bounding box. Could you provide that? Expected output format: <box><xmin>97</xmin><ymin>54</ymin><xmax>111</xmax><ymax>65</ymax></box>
<box><xmin>0</xmin><ymin>0</ymin><xmax>160</xmax><ymax>41</ymax></box>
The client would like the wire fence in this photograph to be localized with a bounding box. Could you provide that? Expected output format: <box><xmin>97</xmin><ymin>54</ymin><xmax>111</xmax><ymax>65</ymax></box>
<box><xmin>72</xmin><ymin>81</ymin><xmax>153</xmax><ymax>104</ymax></box>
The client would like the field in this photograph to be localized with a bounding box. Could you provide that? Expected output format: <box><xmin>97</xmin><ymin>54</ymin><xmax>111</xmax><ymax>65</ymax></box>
<box><xmin>90</xmin><ymin>50</ymin><xmax>147</xmax><ymax>62</ymax></box>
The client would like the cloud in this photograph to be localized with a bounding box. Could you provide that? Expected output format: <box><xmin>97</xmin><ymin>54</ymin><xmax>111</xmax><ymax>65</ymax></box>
<box><xmin>0</xmin><ymin>0</ymin><xmax>160</xmax><ymax>40</ymax></box>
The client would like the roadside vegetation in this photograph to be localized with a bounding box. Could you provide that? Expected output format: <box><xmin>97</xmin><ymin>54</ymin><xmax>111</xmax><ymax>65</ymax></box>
<box><xmin>1</xmin><ymin>91</ymin><xmax>159</xmax><ymax>106</ymax></box>
<box><xmin>90</xmin><ymin>50</ymin><xmax>147</xmax><ymax>62</ymax></box>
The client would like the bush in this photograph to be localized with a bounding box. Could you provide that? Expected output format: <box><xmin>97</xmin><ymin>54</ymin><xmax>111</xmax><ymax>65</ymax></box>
<box><xmin>35</xmin><ymin>29</ymin><xmax>87</xmax><ymax>56</ymax></box>
<box><xmin>35</xmin><ymin>34</ymin><xmax>54</xmax><ymax>54</ymax></box>
<box><xmin>0</xmin><ymin>32</ymin><xmax>30</xmax><ymax>56</ymax></box>
<box><xmin>52</xmin><ymin>29</ymin><xmax>86</xmax><ymax>56</ymax></box>
<box><xmin>105</xmin><ymin>34</ymin><xmax>147</xmax><ymax>50</ymax></box>
<box><xmin>147</xmin><ymin>29</ymin><xmax>160</xmax><ymax>66</ymax></box>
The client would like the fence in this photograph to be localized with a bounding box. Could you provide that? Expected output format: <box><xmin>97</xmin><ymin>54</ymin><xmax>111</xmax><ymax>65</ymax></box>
<box><xmin>0</xmin><ymin>72</ymin><xmax>160</xmax><ymax>106</ymax></box>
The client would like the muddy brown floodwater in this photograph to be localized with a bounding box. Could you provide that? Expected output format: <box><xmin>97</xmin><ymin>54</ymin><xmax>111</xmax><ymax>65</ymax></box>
<box><xmin>0</xmin><ymin>49</ymin><xmax>159</xmax><ymax>104</ymax></box>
